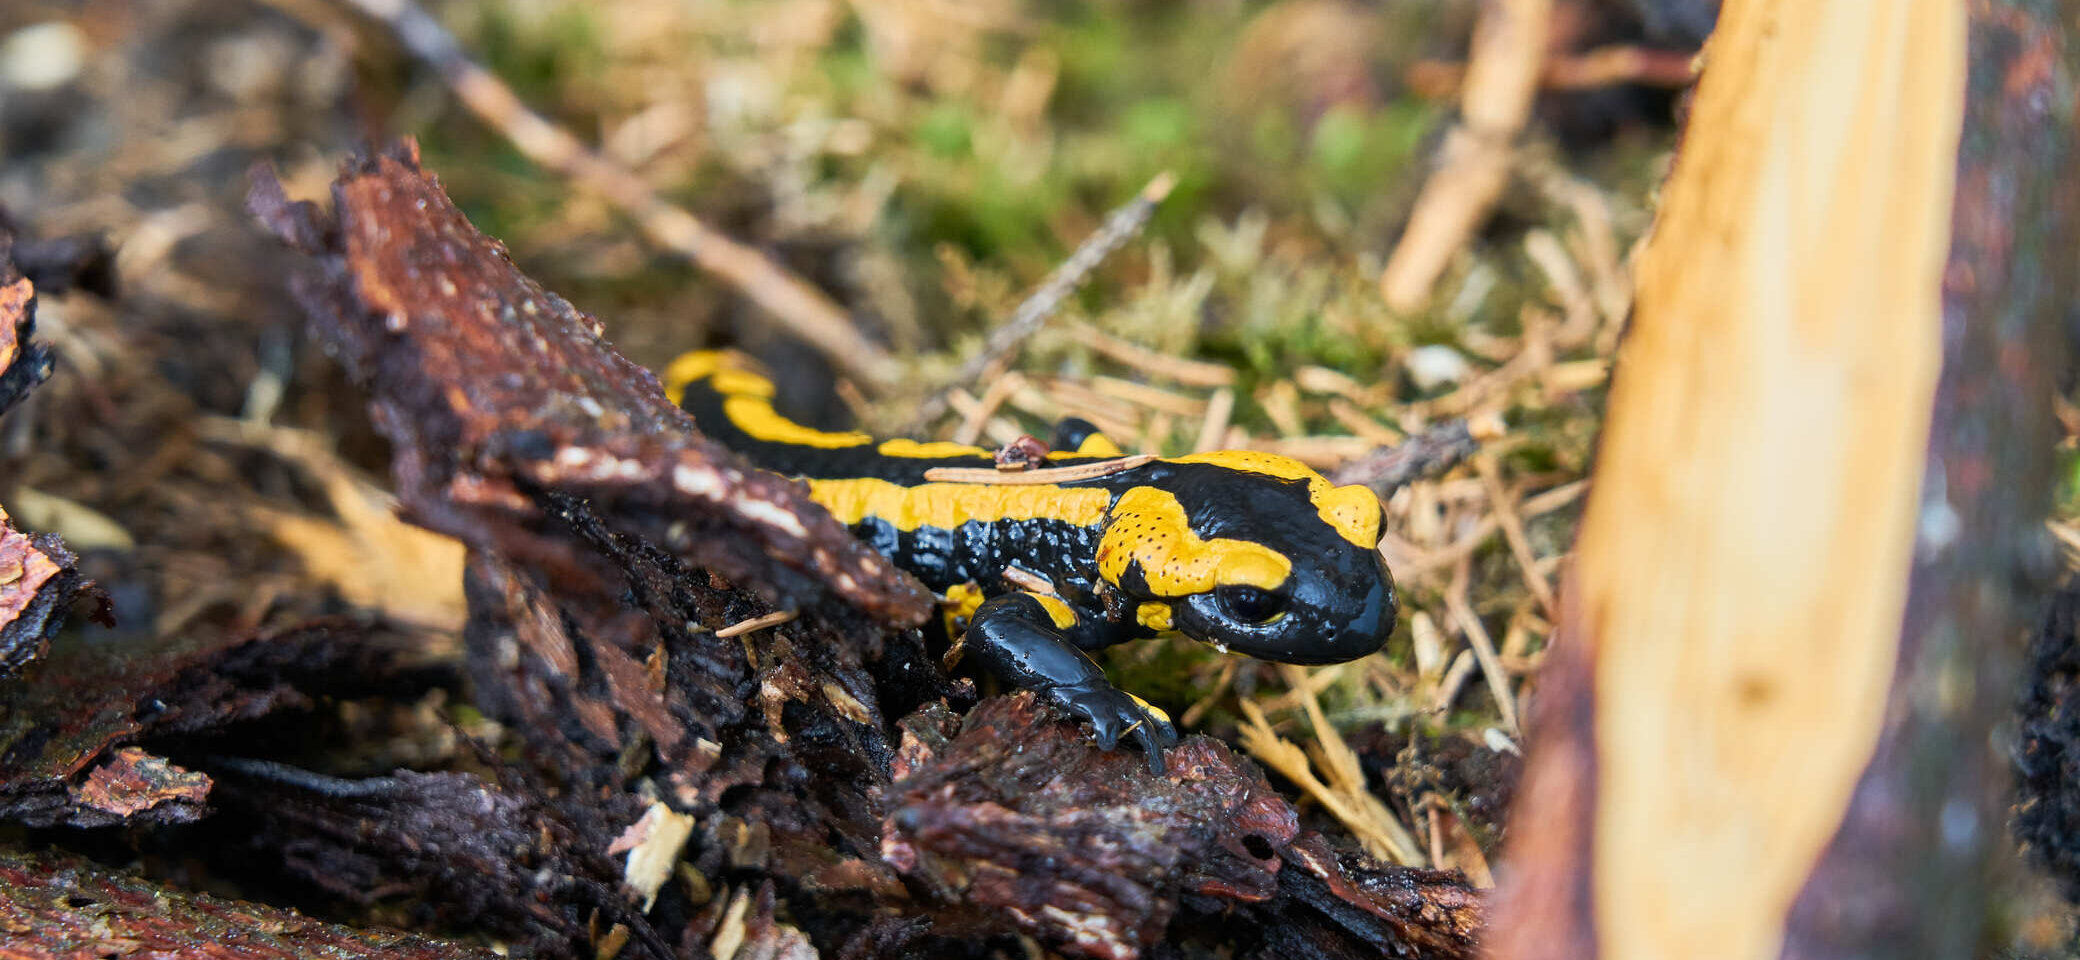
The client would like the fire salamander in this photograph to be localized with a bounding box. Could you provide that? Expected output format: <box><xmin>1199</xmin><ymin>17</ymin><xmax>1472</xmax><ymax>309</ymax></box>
<box><xmin>664</xmin><ymin>351</ymin><xmax>1398</xmax><ymax>773</ymax></box>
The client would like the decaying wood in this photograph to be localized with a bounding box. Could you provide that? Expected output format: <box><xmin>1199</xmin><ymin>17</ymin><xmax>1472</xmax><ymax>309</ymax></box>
<box><xmin>0</xmin><ymin>504</ymin><xmax>89</xmax><ymax>680</ymax></box>
<box><xmin>247</xmin><ymin>141</ymin><xmax>1490</xmax><ymax>960</ymax></box>
<box><xmin>0</xmin><ymin>225</ymin><xmax>107</xmax><ymax>679</ymax></box>
<box><xmin>884</xmin><ymin>694</ymin><xmax>1485</xmax><ymax>960</ymax></box>
<box><xmin>2013</xmin><ymin>582</ymin><xmax>2080</xmax><ymax>902</ymax></box>
<box><xmin>246</xmin><ymin>144</ymin><xmax>931</xmax><ymax>630</ymax></box>
<box><xmin>0</xmin><ymin>618</ymin><xmax>440</xmax><ymax>828</ymax></box>
<box><xmin>0</xmin><ymin>850</ymin><xmax>497</xmax><ymax>960</ymax></box>
<box><xmin>202</xmin><ymin>759</ymin><xmax>667</xmax><ymax>959</ymax></box>
<box><xmin>1485</xmin><ymin>0</ymin><xmax>2076</xmax><ymax>958</ymax></box>
<box><xmin>0</xmin><ymin>258</ymin><xmax>49</xmax><ymax>420</ymax></box>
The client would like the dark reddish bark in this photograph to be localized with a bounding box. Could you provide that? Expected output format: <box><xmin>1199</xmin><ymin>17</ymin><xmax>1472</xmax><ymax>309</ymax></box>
<box><xmin>245</xmin><ymin>145</ymin><xmax>932</xmax><ymax>630</ymax></box>
<box><xmin>0</xmin><ymin>225</ymin><xmax>104</xmax><ymax>679</ymax></box>
<box><xmin>885</xmin><ymin>693</ymin><xmax>1485</xmax><ymax>960</ymax></box>
<box><xmin>0</xmin><ymin>618</ymin><xmax>437</xmax><ymax>828</ymax></box>
<box><xmin>0</xmin><ymin>850</ymin><xmax>498</xmax><ymax>960</ymax></box>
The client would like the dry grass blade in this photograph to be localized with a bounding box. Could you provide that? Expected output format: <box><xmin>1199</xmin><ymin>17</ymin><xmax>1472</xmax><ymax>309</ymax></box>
<box><xmin>1065</xmin><ymin>319</ymin><xmax>1239</xmax><ymax>388</ymax></box>
<box><xmin>1236</xmin><ymin>698</ymin><xmax>1424</xmax><ymax>867</ymax></box>
<box><xmin>197</xmin><ymin>416</ymin><xmax>467</xmax><ymax>631</ymax></box>
<box><xmin>1474</xmin><ymin>453</ymin><xmax>1556</xmax><ymax>617</ymax></box>
<box><xmin>1192</xmin><ymin>387</ymin><xmax>1236</xmax><ymax>454</ymax></box>
<box><xmin>1379</xmin><ymin>0</ymin><xmax>1554</xmax><ymax>310</ymax></box>
<box><xmin>328</xmin><ymin>0</ymin><xmax>897</xmax><ymax>388</ymax></box>
<box><xmin>1445</xmin><ymin>558</ymin><xmax>1520</xmax><ymax>735</ymax></box>
<box><xmin>914</xmin><ymin>171</ymin><xmax>1177</xmax><ymax>427</ymax></box>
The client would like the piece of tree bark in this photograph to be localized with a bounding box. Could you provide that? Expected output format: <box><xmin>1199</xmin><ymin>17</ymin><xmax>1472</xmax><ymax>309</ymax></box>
<box><xmin>0</xmin><ymin>224</ymin><xmax>108</xmax><ymax>679</ymax></box>
<box><xmin>1484</xmin><ymin>1</ymin><xmax>2076</xmax><ymax>959</ymax></box>
<box><xmin>0</xmin><ymin>618</ymin><xmax>440</xmax><ymax>828</ymax></box>
<box><xmin>0</xmin><ymin>849</ymin><xmax>498</xmax><ymax>960</ymax></box>
<box><xmin>883</xmin><ymin>693</ymin><xmax>1486</xmax><ymax>960</ymax></box>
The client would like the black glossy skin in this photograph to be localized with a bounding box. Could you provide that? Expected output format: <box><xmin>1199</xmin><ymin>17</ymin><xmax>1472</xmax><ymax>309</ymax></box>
<box><xmin>677</xmin><ymin>364</ymin><xmax>1398</xmax><ymax>773</ymax></box>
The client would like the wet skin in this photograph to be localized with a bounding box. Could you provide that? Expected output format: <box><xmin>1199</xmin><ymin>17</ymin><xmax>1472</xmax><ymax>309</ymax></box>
<box><xmin>666</xmin><ymin>352</ymin><xmax>1398</xmax><ymax>773</ymax></box>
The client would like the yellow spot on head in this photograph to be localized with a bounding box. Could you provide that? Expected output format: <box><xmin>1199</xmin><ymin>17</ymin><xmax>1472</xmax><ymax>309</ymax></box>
<box><xmin>1031</xmin><ymin>593</ymin><xmax>1079</xmax><ymax>630</ymax></box>
<box><xmin>1136</xmin><ymin>602</ymin><xmax>1175</xmax><ymax>633</ymax></box>
<box><xmin>1319</xmin><ymin>484</ymin><xmax>1383</xmax><ymax>548</ymax></box>
<box><xmin>1167</xmin><ymin>451</ymin><xmax>1383</xmax><ymax>548</ymax></box>
<box><xmin>1098</xmin><ymin>487</ymin><xmax>1292</xmax><ymax>596</ymax></box>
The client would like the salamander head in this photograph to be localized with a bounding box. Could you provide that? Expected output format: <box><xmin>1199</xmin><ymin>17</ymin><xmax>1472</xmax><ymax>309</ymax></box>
<box><xmin>1096</xmin><ymin>453</ymin><xmax>1398</xmax><ymax>664</ymax></box>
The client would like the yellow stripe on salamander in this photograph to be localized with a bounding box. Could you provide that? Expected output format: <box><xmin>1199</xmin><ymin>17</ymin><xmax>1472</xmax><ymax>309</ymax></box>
<box><xmin>807</xmin><ymin>477</ymin><xmax>1112</xmax><ymax>532</ymax></box>
<box><xmin>662</xmin><ymin>350</ymin><xmax>728</xmax><ymax>405</ymax></box>
<box><xmin>1166</xmin><ymin>451</ymin><xmax>1383</xmax><ymax>549</ymax></box>
<box><xmin>668</xmin><ymin>351</ymin><xmax>993</xmax><ymax>459</ymax></box>
<box><xmin>1097</xmin><ymin>486</ymin><xmax>1293</xmax><ymax>596</ymax></box>
<box><xmin>1136</xmin><ymin>602</ymin><xmax>1174</xmax><ymax>633</ymax></box>
<box><xmin>878</xmin><ymin>438</ymin><xmax>992</xmax><ymax>459</ymax></box>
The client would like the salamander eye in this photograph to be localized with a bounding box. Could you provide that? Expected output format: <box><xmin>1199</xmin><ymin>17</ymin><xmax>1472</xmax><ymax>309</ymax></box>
<box><xmin>1216</xmin><ymin>585</ymin><xmax>1286</xmax><ymax>624</ymax></box>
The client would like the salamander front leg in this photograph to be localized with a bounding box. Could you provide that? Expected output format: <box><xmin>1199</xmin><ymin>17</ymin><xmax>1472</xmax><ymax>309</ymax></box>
<box><xmin>965</xmin><ymin>591</ymin><xmax>1178</xmax><ymax>773</ymax></box>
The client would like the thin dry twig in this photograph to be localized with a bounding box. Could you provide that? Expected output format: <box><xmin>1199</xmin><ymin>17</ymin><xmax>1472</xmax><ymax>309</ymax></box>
<box><xmin>1236</xmin><ymin>698</ymin><xmax>1424</xmax><ymax>866</ymax></box>
<box><xmin>1444</xmin><ymin>556</ymin><xmax>1520</xmax><ymax>735</ymax></box>
<box><xmin>914</xmin><ymin>172</ymin><xmax>1176</xmax><ymax>427</ymax></box>
<box><xmin>1379</xmin><ymin>0</ymin><xmax>1553</xmax><ymax>310</ymax></box>
<box><xmin>1474</xmin><ymin>453</ymin><xmax>1556</xmax><ymax>617</ymax></box>
<box><xmin>1382</xmin><ymin>478</ymin><xmax>1587</xmax><ymax>581</ymax></box>
<box><xmin>1406</xmin><ymin>44</ymin><xmax>1700</xmax><ymax>99</ymax></box>
<box><xmin>328</xmin><ymin>0</ymin><xmax>898</xmax><ymax>387</ymax></box>
<box><xmin>1065</xmin><ymin>319</ymin><xmax>1239</xmax><ymax>388</ymax></box>
<box><xmin>713</xmin><ymin>610</ymin><xmax>797</xmax><ymax>638</ymax></box>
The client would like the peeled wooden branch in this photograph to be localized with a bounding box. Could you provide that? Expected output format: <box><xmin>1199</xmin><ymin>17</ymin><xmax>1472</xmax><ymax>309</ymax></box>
<box><xmin>1485</xmin><ymin>0</ymin><xmax>2076</xmax><ymax>957</ymax></box>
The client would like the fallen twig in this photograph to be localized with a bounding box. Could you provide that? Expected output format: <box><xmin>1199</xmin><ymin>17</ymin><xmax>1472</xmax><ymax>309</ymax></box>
<box><xmin>327</xmin><ymin>0</ymin><xmax>898</xmax><ymax>388</ymax></box>
<box><xmin>1406</xmin><ymin>44</ymin><xmax>1700</xmax><ymax>100</ymax></box>
<box><xmin>1380</xmin><ymin>0</ymin><xmax>1553</xmax><ymax>311</ymax></box>
<box><xmin>913</xmin><ymin>171</ymin><xmax>1176</xmax><ymax>428</ymax></box>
